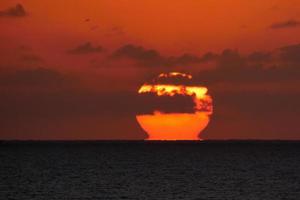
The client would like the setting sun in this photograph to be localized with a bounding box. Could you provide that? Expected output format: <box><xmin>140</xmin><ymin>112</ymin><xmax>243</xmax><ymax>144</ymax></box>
<box><xmin>136</xmin><ymin>72</ymin><xmax>213</xmax><ymax>140</ymax></box>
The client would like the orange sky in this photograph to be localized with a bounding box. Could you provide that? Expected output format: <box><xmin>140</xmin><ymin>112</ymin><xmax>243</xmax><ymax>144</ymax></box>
<box><xmin>1</xmin><ymin>1</ymin><xmax>300</xmax><ymax>140</ymax></box>
<box><xmin>1</xmin><ymin>0</ymin><xmax>300</xmax><ymax>55</ymax></box>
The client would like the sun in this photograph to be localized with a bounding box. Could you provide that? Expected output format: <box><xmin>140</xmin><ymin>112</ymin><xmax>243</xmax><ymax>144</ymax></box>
<box><xmin>136</xmin><ymin>72</ymin><xmax>213</xmax><ymax>140</ymax></box>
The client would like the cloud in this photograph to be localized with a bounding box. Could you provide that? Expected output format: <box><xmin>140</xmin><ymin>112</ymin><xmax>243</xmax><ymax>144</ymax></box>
<box><xmin>168</xmin><ymin>52</ymin><xmax>218</xmax><ymax>66</ymax></box>
<box><xmin>0</xmin><ymin>86</ymin><xmax>147</xmax><ymax>139</ymax></box>
<box><xmin>217</xmin><ymin>49</ymin><xmax>246</xmax><ymax>69</ymax></box>
<box><xmin>1</xmin><ymin>43</ymin><xmax>300</xmax><ymax>140</ymax></box>
<box><xmin>270</xmin><ymin>19</ymin><xmax>300</xmax><ymax>29</ymax></box>
<box><xmin>202</xmin><ymin>91</ymin><xmax>300</xmax><ymax>140</ymax></box>
<box><xmin>110</xmin><ymin>44</ymin><xmax>215</xmax><ymax>67</ymax></box>
<box><xmin>177</xmin><ymin>46</ymin><xmax>300</xmax><ymax>89</ymax></box>
<box><xmin>247</xmin><ymin>51</ymin><xmax>271</xmax><ymax>63</ymax></box>
<box><xmin>110</xmin><ymin>42</ymin><xmax>300</xmax><ymax>71</ymax></box>
<box><xmin>109</xmin><ymin>26</ymin><xmax>125</xmax><ymax>35</ymax></box>
<box><xmin>279</xmin><ymin>43</ymin><xmax>300</xmax><ymax>63</ymax></box>
<box><xmin>0</xmin><ymin>4</ymin><xmax>27</xmax><ymax>17</ymax></box>
<box><xmin>195</xmin><ymin>66</ymin><xmax>300</xmax><ymax>87</ymax></box>
<box><xmin>68</xmin><ymin>42</ymin><xmax>103</xmax><ymax>55</ymax></box>
<box><xmin>0</xmin><ymin>68</ymin><xmax>68</xmax><ymax>87</ymax></box>
<box><xmin>137</xmin><ymin>93</ymin><xmax>196</xmax><ymax>114</ymax></box>
<box><xmin>111</xmin><ymin>44</ymin><xmax>164</xmax><ymax>66</ymax></box>
<box><xmin>108</xmin><ymin>43</ymin><xmax>300</xmax><ymax>87</ymax></box>
<box><xmin>20</xmin><ymin>54</ymin><xmax>43</xmax><ymax>63</ymax></box>
<box><xmin>0</xmin><ymin>68</ymin><xmax>140</xmax><ymax>117</ymax></box>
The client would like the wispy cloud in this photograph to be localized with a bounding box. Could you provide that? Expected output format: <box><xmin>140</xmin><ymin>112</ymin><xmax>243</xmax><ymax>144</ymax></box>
<box><xmin>270</xmin><ymin>19</ymin><xmax>300</xmax><ymax>29</ymax></box>
<box><xmin>67</xmin><ymin>42</ymin><xmax>104</xmax><ymax>55</ymax></box>
<box><xmin>0</xmin><ymin>4</ymin><xmax>27</xmax><ymax>18</ymax></box>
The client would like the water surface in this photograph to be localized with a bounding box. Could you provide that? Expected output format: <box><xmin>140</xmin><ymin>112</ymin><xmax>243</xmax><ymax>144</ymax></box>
<box><xmin>1</xmin><ymin>141</ymin><xmax>299</xmax><ymax>199</ymax></box>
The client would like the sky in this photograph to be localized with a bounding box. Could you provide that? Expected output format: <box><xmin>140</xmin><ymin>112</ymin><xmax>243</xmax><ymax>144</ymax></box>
<box><xmin>0</xmin><ymin>0</ymin><xmax>300</xmax><ymax>140</ymax></box>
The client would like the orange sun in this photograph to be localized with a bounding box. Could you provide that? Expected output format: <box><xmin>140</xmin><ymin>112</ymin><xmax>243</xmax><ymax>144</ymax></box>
<box><xmin>136</xmin><ymin>72</ymin><xmax>213</xmax><ymax>140</ymax></box>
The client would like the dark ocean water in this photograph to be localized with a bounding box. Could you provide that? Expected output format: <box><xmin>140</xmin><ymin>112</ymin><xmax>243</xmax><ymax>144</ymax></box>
<box><xmin>0</xmin><ymin>141</ymin><xmax>300</xmax><ymax>200</ymax></box>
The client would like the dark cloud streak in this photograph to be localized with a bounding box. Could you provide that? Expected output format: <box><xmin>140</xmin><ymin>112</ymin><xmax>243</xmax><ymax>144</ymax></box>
<box><xmin>0</xmin><ymin>4</ymin><xmax>27</xmax><ymax>18</ymax></box>
<box><xmin>68</xmin><ymin>42</ymin><xmax>103</xmax><ymax>55</ymax></box>
<box><xmin>110</xmin><ymin>44</ymin><xmax>216</xmax><ymax>67</ymax></box>
<box><xmin>0</xmin><ymin>68</ymin><xmax>69</xmax><ymax>87</ymax></box>
<box><xmin>270</xmin><ymin>19</ymin><xmax>300</xmax><ymax>29</ymax></box>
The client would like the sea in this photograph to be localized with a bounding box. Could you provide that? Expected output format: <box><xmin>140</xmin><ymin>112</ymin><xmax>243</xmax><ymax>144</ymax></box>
<box><xmin>0</xmin><ymin>141</ymin><xmax>299</xmax><ymax>200</ymax></box>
